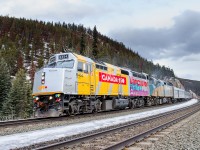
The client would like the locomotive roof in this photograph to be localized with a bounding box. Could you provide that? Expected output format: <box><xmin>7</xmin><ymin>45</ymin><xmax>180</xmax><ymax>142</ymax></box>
<box><xmin>72</xmin><ymin>53</ymin><xmax>94</xmax><ymax>63</ymax></box>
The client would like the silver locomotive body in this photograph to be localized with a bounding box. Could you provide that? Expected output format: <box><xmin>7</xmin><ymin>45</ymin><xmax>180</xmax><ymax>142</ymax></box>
<box><xmin>33</xmin><ymin>53</ymin><xmax>78</xmax><ymax>117</ymax></box>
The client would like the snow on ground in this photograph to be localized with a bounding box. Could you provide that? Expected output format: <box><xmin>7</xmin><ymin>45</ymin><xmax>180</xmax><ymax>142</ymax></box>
<box><xmin>0</xmin><ymin>99</ymin><xmax>198</xmax><ymax>150</ymax></box>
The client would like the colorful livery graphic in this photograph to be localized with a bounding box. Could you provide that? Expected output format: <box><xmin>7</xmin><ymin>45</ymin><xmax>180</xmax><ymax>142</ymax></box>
<box><xmin>130</xmin><ymin>75</ymin><xmax>148</xmax><ymax>96</ymax></box>
<box><xmin>32</xmin><ymin>52</ymin><xmax>192</xmax><ymax>117</ymax></box>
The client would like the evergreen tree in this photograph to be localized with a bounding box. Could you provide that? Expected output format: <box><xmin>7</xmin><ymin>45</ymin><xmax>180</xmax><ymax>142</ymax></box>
<box><xmin>16</xmin><ymin>49</ymin><xmax>24</xmax><ymax>72</ymax></box>
<box><xmin>2</xmin><ymin>69</ymin><xmax>33</xmax><ymax>118</ymax></box>
<box><xmin>0</xmin><ymin>58</ymin><xmax>11</xmax><ymax>114</ymax></box>
<box><xmin>29</xmin><ymin>61</ymin><xmax>36</xmax><ymax>83</ymax></box>
<box><xmin>0</xmin><ymin>41</ymin><xmax>18</xmax><ymax>75</ymax></box>
<box><xmin>37</xmin><ymin>55</ymin><xmax>44</xmax><ymax>68</ymax></box>
<box><xmin>80</xmin><ymin>32</ymin><xmax>85</xmax><ymax>55</ymax></box>
<box><xmin>92</xmin><ymin>26</ymin><xmax>98</xmax><ymax>59</ymax></box>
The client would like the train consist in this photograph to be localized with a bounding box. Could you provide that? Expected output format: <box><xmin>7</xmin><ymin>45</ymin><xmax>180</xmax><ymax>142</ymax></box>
<box><xmin>32</xmin><ymin>52</ymin><xmax>192</xmax><ymax>117</ymax></box>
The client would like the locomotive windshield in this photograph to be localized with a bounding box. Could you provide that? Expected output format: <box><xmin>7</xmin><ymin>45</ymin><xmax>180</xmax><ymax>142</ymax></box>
<box><xmin>47</xmin><ymin>59</ymin><xmax>74</xmax><ymax>68</ymax></box>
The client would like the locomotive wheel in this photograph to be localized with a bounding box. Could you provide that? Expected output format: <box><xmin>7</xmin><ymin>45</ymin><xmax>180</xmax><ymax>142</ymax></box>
<box><xmin>156</xmin><ymin>98</ymin><xmax>160</xmax><ymax>105</ymax></box>
<box><xmin>67</xmin><ymin>106</ymin><xmax>75</xmax><ymax>116</ymax></box>
<box><xmin>137</xmin><ymin>98</ymin><xmax>144</xmax><ymax>108</ymax></box>
<box><xmin>129</xmin><ymin>100</ymin><xmax>136</xmax><ymax>109</ymax></box>
<box><xmin>146</xmin><ymin>99</ymin><xmax>152</xmax><ymax>106</ymax></box>
<box><xmin>92</xmin><ymin>107</ymin><xmax>97</xmax><ymax>113</ymax></box>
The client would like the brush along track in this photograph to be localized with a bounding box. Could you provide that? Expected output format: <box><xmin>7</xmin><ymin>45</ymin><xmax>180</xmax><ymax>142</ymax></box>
<box><xmin>25</xmin><ymin>101</ymin><xmax>200</xmax><ymax>150</ymax></box>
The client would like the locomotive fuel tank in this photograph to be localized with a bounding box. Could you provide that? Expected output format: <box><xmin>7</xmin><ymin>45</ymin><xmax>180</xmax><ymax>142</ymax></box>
<box><xmin>112</xmin><ymin>98</ymin><xmax>129</xmax><ymax>109</ymax></box>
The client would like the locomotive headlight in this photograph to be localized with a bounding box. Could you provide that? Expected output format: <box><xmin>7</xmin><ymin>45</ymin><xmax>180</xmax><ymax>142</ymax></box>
<box><xmin>41</xmin><ymin>72</ymin><xmax>45</xmax><ymax>84</ymax></box>
<box><xmin>49</xmin><ymin>96</ymin><xmax>53</xmax><ymax>100</ymax></box>
<box><xmin>36</xmin><ymin>97</ymin><xmax>39</xmax><ymax>100</ymax></box>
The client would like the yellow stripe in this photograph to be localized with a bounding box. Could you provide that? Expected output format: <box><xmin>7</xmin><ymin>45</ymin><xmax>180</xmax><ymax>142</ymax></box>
<box><xmin>73</xmin><ymin>53</ymin><xmax>87</xmax><ymax>62</ymax></box>
<box><xmin>32</xmin><ymin>91</ymin><xmax>63</xmax><ymax>96</ymax></box>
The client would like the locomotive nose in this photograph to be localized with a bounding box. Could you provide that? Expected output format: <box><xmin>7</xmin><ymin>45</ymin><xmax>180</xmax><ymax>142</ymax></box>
<box><xmin>33</xmin><ymin>68</ymin><xmax>65</xmax><ymax>95</ymax></box>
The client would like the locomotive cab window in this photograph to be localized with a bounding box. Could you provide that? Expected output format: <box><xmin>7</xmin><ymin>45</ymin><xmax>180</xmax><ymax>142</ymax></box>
<box><xmin>47</xmin><ymin>59</ymin><xmax>74</xmax><ymax>68</ymax></box>
<box><xmin>77</xmin><ymin>62</ymin><xmax>83</xmax><ymax>72</ymax></box>
<box><xmin>56</xmin><ymin>60</ymin><xmax>74</xmax><ymax>68</ymax></box>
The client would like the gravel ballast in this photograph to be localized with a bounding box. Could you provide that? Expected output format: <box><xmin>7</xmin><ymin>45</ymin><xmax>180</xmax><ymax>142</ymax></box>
<box><xmin>147</xmin><ymin>110</ymin><xmax>200</xmax><ymax>150</ymax></box>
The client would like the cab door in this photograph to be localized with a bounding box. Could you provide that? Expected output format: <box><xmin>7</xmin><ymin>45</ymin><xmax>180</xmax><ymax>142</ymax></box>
<box><xmin>89</xmin><ymin>63</ymin><xmax>96</xmax><ymax>95</ymax></box>
<box><xmin>77</xmin><ymin>61</ymin><xmax>90</xmax><ymax>95</ymax></box>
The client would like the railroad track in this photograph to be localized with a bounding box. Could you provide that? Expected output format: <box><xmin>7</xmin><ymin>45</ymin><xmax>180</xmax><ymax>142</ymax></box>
<box><xmin>105</xmin><ymin>107</ymin><xmax>199</xmax><ymax>150</ymax></box>
<box><xmin>0</xmin><ymin>101</ymin><xmax>183</xmax><ymax>128</ymax></box>
<box><xmin>34</xmin><ymin>101</ymin><xmax>200</xmax><ymax>150</ymax></box>
<box><xmin>0</xmin><ymin>117</ymin><xmax>63</xmax><ymax>127</ymax></box>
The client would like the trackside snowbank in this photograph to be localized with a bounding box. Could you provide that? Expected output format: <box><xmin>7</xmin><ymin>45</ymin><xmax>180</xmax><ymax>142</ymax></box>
<box><xmin>0</xmin><ymin>99</ymin><xmax>198</xmax><ymax>149</ymax></box>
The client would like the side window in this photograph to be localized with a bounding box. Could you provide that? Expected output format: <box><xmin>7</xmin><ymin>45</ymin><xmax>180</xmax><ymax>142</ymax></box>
<box><xmin>95</xmin><ymin>64</ymin><xmax>107</xmax><ymax>71</ymax></box>
<box><xmin>132</xmin><ymin>72</ymin><xmax>138</xmax><ymax>77</ymax></box>
<box><xmin>77</xmin><ymin>62</ymin><xmax>83</xmax><ymax>72</ymax></box>
<box><xmin>121</xmin><ymin>70</ymin><xmax>129</xmax><ymax>75</ymax></box>
<box><xmin>149</xmin><ymin>78</ymin><xmax>153</xmax><ymax>84</ymax></box>
<box><xmin>146</xmin><ymin>75</ymin><xmax>149</xmax><ymax>80</ymax></box>
<box><xmin>90</xmin><ymin>65</ymin><xmax>93</xmax><ymax>72</ymax></box>
<box><xmin>84</xmin><ymin>64</ymin><xmax>89</xmax><ymax>73</ymax></box>
<box><xmin>137</xmin><ymin>74</ymin><xmax>141</xmax><ymax>78</ymax></box>
<box><xmin>141</xmin><ymin>75</ymin><xmax>146</xmax><ymax>79</ymax></box>
<box><xmin>88</xmin><ymin>64</ymin><xmax>93</xmax><ymax>73</ymax></box>
<box><xmin>96</xmin><ymin>64</ymin><xmax>99</xmax><ymax>69</ymax></box>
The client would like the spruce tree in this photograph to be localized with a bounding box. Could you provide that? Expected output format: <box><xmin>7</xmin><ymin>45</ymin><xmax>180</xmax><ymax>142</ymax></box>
<box><xmin>80</xmin><ymin>32</ymin><xmax>86</xmax><ymax>55</ymax></box>
<box><xmin>2</xmin><ymin>69</ymin><xmax>33</xmax><ymax>118</ymax></box>
<box><xmin>92</xmin><ymin>26</ymin><xmax>98</xmax><ymax>59</ymax></box>
<box><xmin>0</xmin><ymin>58</ymin><xmax>11</xmax><ymax>114</ymax></box>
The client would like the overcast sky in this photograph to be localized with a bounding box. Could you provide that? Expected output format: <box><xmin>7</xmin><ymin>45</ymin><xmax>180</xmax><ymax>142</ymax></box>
<box><xmin>0</xmin><ymin>0</ymin><xmax>200</xmax><ymax>81</ymax></box>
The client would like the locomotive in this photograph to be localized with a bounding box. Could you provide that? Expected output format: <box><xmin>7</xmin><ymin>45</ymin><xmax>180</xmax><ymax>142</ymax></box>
<box><xmin>32</xmin><ymin>52</ymin><xmax>192</xmax><ymax>117</ymax></box>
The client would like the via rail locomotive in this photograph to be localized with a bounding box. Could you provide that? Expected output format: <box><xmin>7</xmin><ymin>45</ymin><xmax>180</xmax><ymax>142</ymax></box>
<box><xmin>32</xmin><ymin>52</ymin><xmax>192</xmax><ymax>117</ymax></box>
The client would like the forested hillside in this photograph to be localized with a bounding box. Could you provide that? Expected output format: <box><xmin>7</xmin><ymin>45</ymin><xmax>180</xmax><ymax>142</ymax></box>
<box><xmin>179</xmin><ymin>78</ymin><xmax>200</xmax><ymax>96</ymax></box>
<box><xmin>0</xmin><ymin>15</ymin><xmax>175</xmax><ymax>81</ymax></box>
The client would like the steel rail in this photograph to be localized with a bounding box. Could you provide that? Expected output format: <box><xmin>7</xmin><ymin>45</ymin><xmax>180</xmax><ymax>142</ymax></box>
<box><xmin>104</xmin><ymin>107</ymin><xmax>200</xmax><ymax>150</ymax></box>
<box><xmin>0</xmin><ymin>117</ymin><xmax>63</xmax><ymax>127</ymax></box>
<box><xmin>35</xmin><ymin>101</ymin><xmax>200</xmax><ymax>150</ymax></box>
